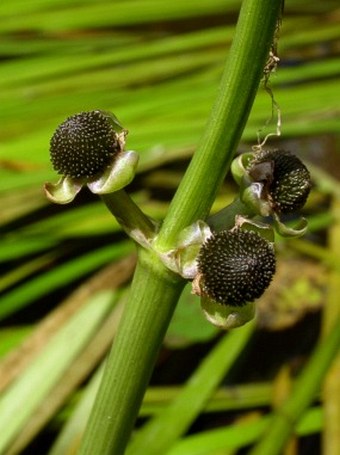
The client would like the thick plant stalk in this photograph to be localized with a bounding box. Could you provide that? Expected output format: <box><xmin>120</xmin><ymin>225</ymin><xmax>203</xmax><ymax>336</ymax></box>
<box><xmin>101</xmin><ymin>189</ymin><xmax>158</xmax><ymax>243</ymax></box>
<box><xmin>154</xmin><ymin>0</ymin><xmax>283</xmax><ymax>251</ymax></box>
<box><xmin>78</xmin><ymin>1</ymin><xmax>283</xmax><ymax>454</ymax></box>
<box><xmin>127</xmin><ymin>321</ymin><xmax>255</xmax><ymax>455</ymax></box>
<box><xmin>79</xmin><ymin>250</ymin><xmax>184</xmax><ymax>455</ymax></box>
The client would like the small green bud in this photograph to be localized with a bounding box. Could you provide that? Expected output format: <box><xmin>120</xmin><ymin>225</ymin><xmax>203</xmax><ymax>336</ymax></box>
<box><xmin>248</xmin><ymin>149</ymin><xmax>311</xmax><ymax>214</ymax></box>
<box><xmin>50</xmin><ymin>110</ymin><xmax>124</xmax><ymax>178</ymax></box>
<box><xmin>197</xmin><ymin>229</ymin><xmax>276</xmax><ymax>307</ymax></box>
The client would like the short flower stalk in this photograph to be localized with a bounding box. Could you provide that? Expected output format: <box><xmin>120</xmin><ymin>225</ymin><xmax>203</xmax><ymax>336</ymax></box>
<box><xmin>44</xmin><ymin>110</ymin><xmax>158</xmax><ymax>245</ymax></box>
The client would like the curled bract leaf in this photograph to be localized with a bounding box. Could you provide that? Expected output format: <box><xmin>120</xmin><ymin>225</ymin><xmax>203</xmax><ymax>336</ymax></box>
<box><xmin>273</xmin><ymin>212</ymin><xmax>308</xmax><ymax>238</ymax></box>
<box><xmin>86</xmin><ymin>150</ymin><xmax>139</xmax><ymax>194</ymax></box>
<box><xmin>44</xmin><ymin>176</ymin><xmax>83</xmax><ymax>205</ymax></box>
<box><xmin>157</xmin><ymin>220</ymin><xmax>213</xmax><ymax>279</ymax></box>
<box><xmin>230</xmin><ymin>152</ymin><xmax>254</xmax><ymax>187</ymax></box>
<box><xmin>200</xmin><ymin>296</ymin><xmax>256</xmax><ymax>329</ymax></box>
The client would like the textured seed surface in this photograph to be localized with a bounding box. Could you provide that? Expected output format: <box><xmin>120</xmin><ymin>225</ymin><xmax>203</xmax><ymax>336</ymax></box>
<box><xmin>250</xmin><ymin>149</ymin><xmax>311</xmax><ymax>213</ymax></box>
<box><xmin>197</xmin><ymin>229</ymin><xmax>276</xmax><ymax>307</ymax></box>
<box><xmin>50</xmin><ymin>111</ymin><xmax>120</xmax><ymax>178</ymax></box>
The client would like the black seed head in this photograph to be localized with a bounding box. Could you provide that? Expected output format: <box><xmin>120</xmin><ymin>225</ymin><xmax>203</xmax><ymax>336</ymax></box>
<box><xmin>50</xmin><ymin>111</ymin><xmax>121</xmax><ymax>178</ymax></box>
<box><xmin>197</xmin><ymin>229</ymin><xmax>276</xmax><ymax>307</ymax></box>
<box><xmin>249</xmin><ymin>149</ymin><xmax>311</xmax><ymax>214</ymax></box>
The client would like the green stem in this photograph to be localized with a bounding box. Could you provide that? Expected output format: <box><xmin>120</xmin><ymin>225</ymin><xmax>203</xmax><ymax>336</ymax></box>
<box><xmin>155</xmin><ymin>0</ymin><xmax>283</xmax><ymax>251</ymax></box>
<box><xmin>78</xmin><ymin>250</ymin><xmax>185</xmax><ymax>455</ymax></box>
<box><xmin>249</xmin><ymin>316</ymin><xmax>340</xmax><ymax>455</ymax></box>
<box><xmin>127</xmin><ymin>321</ymin><xmax>255</xmax><ymax>455</ymax></box>
<box><xmin>79</xmin><ymin>1</ymin><xmax>283</xmax><ymax>453</ymax></box>
<box><xmin>101</xmin><ymin>189</ymin><xmax>158</xmax><ymax>244</ymax></box>
<box><xmin>207</xmin><ymin>197</ymin><xmax>255</xmax><ymax>231</ymax></box>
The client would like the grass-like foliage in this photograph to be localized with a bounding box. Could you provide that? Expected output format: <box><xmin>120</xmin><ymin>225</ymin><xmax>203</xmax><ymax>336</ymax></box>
<box><xmin>0</xmin><ymin>0</ymin><xmax>339</xmax><ymax>454</ymax></box>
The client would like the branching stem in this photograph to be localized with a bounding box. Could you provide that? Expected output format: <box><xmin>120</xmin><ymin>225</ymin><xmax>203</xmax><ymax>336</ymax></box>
<box><xmin>101</xmin><ymin>190</ymin><xmax>158</xmax><ymax>245</ymax></box>
<box><xmin>79</xmin><ymin>1</ymin><xmax>284</xmax><ymax>454</ymax></box>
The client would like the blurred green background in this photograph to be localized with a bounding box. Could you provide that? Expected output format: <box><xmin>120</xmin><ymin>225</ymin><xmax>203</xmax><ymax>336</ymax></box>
<box><xmin>0</xmin><ymin>0</ymin><xmax>339</xmax><ymax>454</ymax></box>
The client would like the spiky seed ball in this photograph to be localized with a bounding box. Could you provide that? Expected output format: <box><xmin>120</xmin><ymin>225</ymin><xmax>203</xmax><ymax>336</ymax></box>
<box><xmin>50</xmin><ymin>111</ymin><xmax>121</xmax><ymax>178</ymax></box>
<box><xmin>197</xmin><ymin>229</ymin><xmax>276</xmax><ymax>307</ymax></box>
<box><xmin>249</xmin><ymin>150</ymin><xmax>311</xmax><ymax>214</ymax></box>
